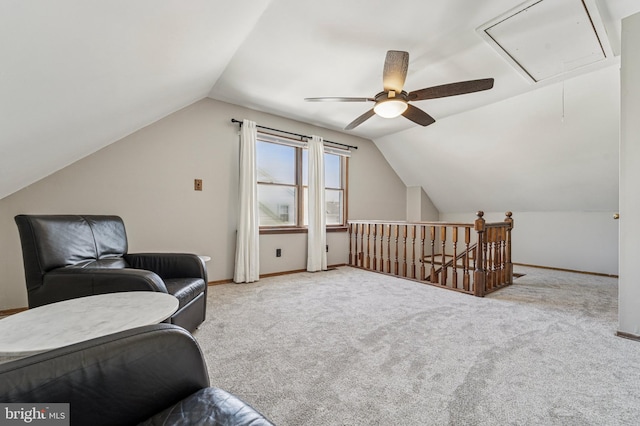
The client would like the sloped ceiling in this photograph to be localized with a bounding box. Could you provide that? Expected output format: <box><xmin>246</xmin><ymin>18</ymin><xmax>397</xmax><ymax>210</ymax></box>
<box><xmin>0</xmin><ymin>0</ymin><xmax>271</xmax><ymax>199</ymax></box>
<box><xmin>376</xmin><ymin>65</ymin><xmax>620</xmax><ymax>213</ymax></box>
<box><xmin>1</xmin><ymin>0</ymin><xmax>639</xmax><ymax>212</ymax></box>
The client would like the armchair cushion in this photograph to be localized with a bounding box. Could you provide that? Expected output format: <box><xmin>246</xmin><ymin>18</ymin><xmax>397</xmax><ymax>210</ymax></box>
<box><xmin>22</xmin><ymin>215</ymin><xmax>128</xmax><ymax>274</ymax></box>
<box><xmin>165</xmin><ymin>278</ymin><xmax>206</xmax><ymax>309</ymax></box>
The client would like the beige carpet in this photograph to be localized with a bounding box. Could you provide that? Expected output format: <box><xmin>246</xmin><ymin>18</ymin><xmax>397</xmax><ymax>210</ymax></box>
<box><xmin>193</xmin><ymin>266</ymin><xmax>640</xmax><ymax>425</ymax></box>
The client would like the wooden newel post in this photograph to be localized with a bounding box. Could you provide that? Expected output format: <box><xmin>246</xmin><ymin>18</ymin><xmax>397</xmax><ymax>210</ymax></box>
<box><xmin>504</xmin><ymin>211</ymin><xmax>514</xmax><ymax>284</ymax></box>
<box><xmin>474</xmin><ymin>211</ymin><xmax>486</xmax><ymax>297</ymax></box>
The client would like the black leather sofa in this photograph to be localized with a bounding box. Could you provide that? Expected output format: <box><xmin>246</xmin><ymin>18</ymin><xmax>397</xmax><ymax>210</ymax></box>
<box><xmin>0</xmin><ymin>324</ymin><xmax>274</xmax><ymax>425</ymax></box>
<box><xmin>15</xmin><ymin>214</ymin><xmax>207</xmax><ymax>331</ymax></box>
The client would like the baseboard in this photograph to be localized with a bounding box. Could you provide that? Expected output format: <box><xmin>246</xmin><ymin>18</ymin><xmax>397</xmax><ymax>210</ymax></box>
<box><xmin>0</xmin><ymin>307</ymin><xmax>28</xmax><ymax>317</ymax></box>
<box><xmin>210</xmin><ymin>263</ymin><xmax>348</xmax><ymax>284</ymax></box>
<box><xmin>258</xmin><ymin>268</ymin><xmax>307</xmax><ymax>279</ymax></box>
<box><xmin>616</xmin><ymin>331</ymin><xmax>640</xmax><ymax>342</ymax></box>
<box><xmin>513</xmin><ymin>262</ymin><xmax>618</xmax><ymax>278</ymax></box>
<box><xmin>208</xmin><ymin>279</ymin><xmax>234</xmax><ymax>286</ymax></box>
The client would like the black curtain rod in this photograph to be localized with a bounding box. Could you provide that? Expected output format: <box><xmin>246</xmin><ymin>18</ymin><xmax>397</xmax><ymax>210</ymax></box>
<box><xmin>230</xmin><ymin>118</ymin><xmax>357</xmax><ymax>150</ymax></box>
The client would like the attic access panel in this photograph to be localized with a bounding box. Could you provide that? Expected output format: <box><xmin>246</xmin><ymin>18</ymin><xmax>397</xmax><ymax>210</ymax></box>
<box><xmin>477</xmin><ymin>0</ymin><xmax>612</xmax><ymax>83</ymax></box>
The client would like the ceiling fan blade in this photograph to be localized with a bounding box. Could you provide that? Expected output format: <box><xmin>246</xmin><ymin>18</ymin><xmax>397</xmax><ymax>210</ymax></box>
<box><xmin>345</xmin><ymin>109</ymin><xmax>376</xmax><ymax>130</ymax></box>
<box><xmin>305</xmin><ymin>97</ymin><xmax>374</xmax><ymax>102</ymax></box>
<box><xmin>383</xmin><ymin>50</ymin><xmax>409</xmax><ymax>93</ymax></box>
<box><xmin>408</xmin><ymin>78</ymin><xmax>495</xmax><ymax>101</ymax></box>
<box><xmin>402</xmin><ymin>104</ymin><xmax>436</xmax><ymax>127</ymax></box>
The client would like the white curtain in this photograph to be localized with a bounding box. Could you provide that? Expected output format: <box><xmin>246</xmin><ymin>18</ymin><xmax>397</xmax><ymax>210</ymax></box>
<box><xmin>307</xmin><ymin>135</ymin><xmax>327</xmax><ymax>272</ymax></box>
<box><xmin>234</xmin><ymin>119</ymin><xmax>260</xmax><ymax>283</ymax></box>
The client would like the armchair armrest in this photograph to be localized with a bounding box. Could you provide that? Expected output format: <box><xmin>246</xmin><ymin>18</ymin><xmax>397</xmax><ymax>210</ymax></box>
<box><xmin>125</xmin><ymin>253</ymin><xmax>207</xmax><ymax>281</ymax></box>
<box><xmin>0</xmin><ymin>324</ymin><xmax>209</xmax><ymax>426</ymax></box>
<box><xmin>35</xmin><ymin>268</ymin><xmax>169</xmax><ymax>306</ymax></box>
<box><xmin>47</xmin><ymin>267</ymin><xmax>168</xmax><ymax>292</ymax></box>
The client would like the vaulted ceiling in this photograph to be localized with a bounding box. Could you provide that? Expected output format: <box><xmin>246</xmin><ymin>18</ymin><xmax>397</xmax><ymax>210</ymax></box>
<box><xmin>1</xmin><ymin>0</ymin><xmax>638</xmax><ymax>212</ymax></box>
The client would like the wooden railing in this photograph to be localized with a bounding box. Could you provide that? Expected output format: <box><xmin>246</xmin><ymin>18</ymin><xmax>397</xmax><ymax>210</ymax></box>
<box><xmin>347</xmin><ymin>211</ymin><xmax>514</xmax><ymax>297</ymax></box>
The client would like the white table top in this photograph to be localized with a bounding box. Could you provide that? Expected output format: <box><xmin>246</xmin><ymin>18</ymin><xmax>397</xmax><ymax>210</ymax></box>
<box><xmin>0</xmin><ymin>292</ymin><xmax>178</xmax><ymax>356</ymax></box>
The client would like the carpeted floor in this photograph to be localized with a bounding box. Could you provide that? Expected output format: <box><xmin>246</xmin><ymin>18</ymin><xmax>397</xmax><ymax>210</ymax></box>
<box><xmin>193</xmin><ymin>266</ymin><xmax>640</xmax><ymax>426</ymax></box>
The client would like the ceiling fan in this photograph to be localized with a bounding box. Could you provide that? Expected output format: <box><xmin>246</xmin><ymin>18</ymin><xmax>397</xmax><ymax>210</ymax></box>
<box><xmin>305</xmin><ymin>50</ymin><xmax>495</xmax><ymax>130</ymax></box>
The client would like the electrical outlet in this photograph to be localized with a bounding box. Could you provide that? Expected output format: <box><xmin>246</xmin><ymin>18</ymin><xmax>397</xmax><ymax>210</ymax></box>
<box><xmin>194</xmin><ymin>179</ymin><xmax>203</xmax><ymax>191</ymax></box>
<box><xmin>276</xmin><ymin>248</ymin><xmax>282</xmax><ymax>257</ymax></box>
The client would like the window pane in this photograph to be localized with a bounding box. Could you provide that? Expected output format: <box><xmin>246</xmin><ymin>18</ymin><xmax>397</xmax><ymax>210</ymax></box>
<box><xmin>325</xmin><ymin>154</ymin><xmax>341</xmax><ymax>189</ymax></box>
<box><xmin>326</xmin><ymin>189</ymin><xmax>343</xmax><ymax>225</ymax></box>
<box><xmin>303</xmin><ymin>187</ymin><xmax>308</xmax><ymax>226</ymax></box>
<box><xmin>257</xmin><ymin>141</ymin><xmax>296</xmax><ymax>184</ymax></box>
<box><xmin>258</xmin><ymin>184</ymin><xmax>296</xmax><ymax>226</ymax></box>
<box><xmin>302</xmin><ymin>150</ymin><xmax>308</xmax><ymax>186</ymax></box>
<box><xmin>302</xmin><ymin>151</ymin><xmax>341</xmax><ymax>189</ymax></box>
<box><xmin>302</xmin><ymin>188</ymin><xmax>344</xmax><ymax>226</ymax></box>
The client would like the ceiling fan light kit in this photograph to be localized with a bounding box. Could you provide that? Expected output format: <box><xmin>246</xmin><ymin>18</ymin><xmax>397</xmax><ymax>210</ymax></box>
<box><xmin>373</xmin><ymin>99</ymin><xmax>407</xmax><ymax>118</ymax></box>
<box><xmin>305</xmin><ymin>50</ymin><xmax>494</xmax><ymax>130</ymax></box>
<box><xmin>373</xmin><ymin>91</ymin><xmax>408</xmax><ymax>118</ymax></box>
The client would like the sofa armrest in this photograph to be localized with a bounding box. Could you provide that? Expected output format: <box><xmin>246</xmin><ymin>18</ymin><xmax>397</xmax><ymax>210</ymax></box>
<box><xmin>125</xmin><ymin>253</ymin><xmax>207</xmax><ymax>281</ymax></box>
<box><xmin>0</xmin><ymin>324</ymin><xmax>209</xmax><ymax>426</ymax></box>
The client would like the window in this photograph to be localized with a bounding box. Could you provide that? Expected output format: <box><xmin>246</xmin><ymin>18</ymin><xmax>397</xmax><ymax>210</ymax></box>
<box><xmin>256</xmin><ymin>141</ymin><xmax>297</xmax><ymax>226</ymax></box>
<box><xmin>301</xmin><ymin>150</ymin><xmax>344</xmax><ymax>226</ymax></box>
<box><xmin>256</xmin><ymin>134</ymin><xmax>348</xmax><ymax>230</ymax></box>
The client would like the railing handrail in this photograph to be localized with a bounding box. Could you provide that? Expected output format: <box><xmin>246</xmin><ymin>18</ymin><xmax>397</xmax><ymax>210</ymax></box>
<box><xmin>484</xmin><ymin>222</ymin><xmax>512</xmax><ymax>228</ymax></box>
<box><xmin>348</xmin><ymin>220</ymin><xmax>511</xmax><ymax>228</ymax></box>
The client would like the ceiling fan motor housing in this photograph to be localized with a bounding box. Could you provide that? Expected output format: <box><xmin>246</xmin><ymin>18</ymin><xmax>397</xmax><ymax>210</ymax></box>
<box><xmin>374</xmin><ymin>90</ymin><xmax>409</xmax><ymax>103</ymax></box>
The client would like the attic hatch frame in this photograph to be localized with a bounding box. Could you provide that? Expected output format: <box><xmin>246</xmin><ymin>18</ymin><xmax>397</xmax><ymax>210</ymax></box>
<box><xmin>476</xmin><ymin>0</ymin><xmax>614</xmax><ymax>84</ymax></box>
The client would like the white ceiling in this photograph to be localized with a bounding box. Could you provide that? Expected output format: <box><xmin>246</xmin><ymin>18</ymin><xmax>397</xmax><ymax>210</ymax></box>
<box><xmin>1</xmin><ymin>0</ymin><xmax>639</xmax><ymax>212</ymax></box>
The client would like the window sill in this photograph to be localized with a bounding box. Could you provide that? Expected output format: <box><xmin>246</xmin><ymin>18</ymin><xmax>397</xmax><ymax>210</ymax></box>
<box><xmin>260</xmin><ymin>226</ymin><xmax>348</xmax><ymax>235</ymax></box>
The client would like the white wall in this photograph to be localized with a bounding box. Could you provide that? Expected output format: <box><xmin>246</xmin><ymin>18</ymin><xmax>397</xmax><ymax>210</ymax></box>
<box><xmin>440</xmin><ymin>211</ymin><xmax>618</xmax><ymax>276</ymax></box>
<box><xmin>406</xmin><ymin>187</ymin><xmax>421</xmax><ymax>222</ymax></box>
<box><xmin>407</xmin><ymin>186</ymin><xmax>439</xmax><ymax>221</ymax></box>
<box><xmin>420</xmin><ymin>188</ymin><xmax>439</xmax><ymax>221</ymax></box>
<box><xmin>348</xmin><ymin>142</ymin><xmax>407</xmax><ymax>221</ymax></box>
<box><xmin>0</xmin><ymin>98</ymin><xmax>407</xmax><ymax>310</ymax></box>
<box><xmin>618</xmin><ymin>12</ymin><xmax>640</xmax><ymax>336</ymax></box>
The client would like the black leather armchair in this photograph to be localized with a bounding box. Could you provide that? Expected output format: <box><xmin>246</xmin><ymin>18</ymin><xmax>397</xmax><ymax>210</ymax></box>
<box><xmin>0</xmin><ymin>324</ymin><xmax>274</xmax><ymax>425</ymax></box>
<box><xmin>15</xmin><ymin>214</ymin><xmax>207</xmax><ymax>331</ymax></box>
